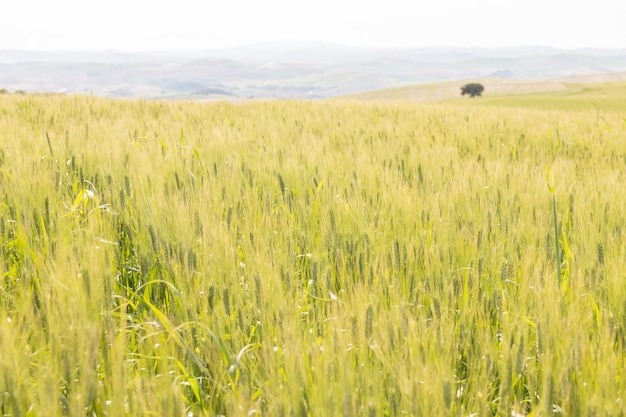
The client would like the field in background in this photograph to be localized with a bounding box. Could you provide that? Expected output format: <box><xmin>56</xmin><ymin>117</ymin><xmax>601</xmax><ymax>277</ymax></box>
<box><xmin>344</xmin><ymin>74</ymin><xmax>626</xmax><ymax>112</ymax></box>
<box><xmin>1</xmin><ymin>93</ymin><xmax>626</xmax><ymax>416</ymax></box>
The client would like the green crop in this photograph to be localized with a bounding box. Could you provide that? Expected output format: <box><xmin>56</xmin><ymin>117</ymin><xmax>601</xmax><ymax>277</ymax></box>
<box><xmin>1</xmin><ymin>93</ymin><xmax>625</xmax><ymax>416</ymax></box>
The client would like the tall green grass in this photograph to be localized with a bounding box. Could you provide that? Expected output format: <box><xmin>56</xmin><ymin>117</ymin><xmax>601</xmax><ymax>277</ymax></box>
<box><xmin>1</xmin><ymin>94</ymin><xmax>626</xmax><ymax>416</ymax></box>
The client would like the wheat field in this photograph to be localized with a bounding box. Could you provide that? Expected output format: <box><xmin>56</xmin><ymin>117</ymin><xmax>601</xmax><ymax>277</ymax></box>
<box><xmin>1</xmin><ymin>93</ymin><xmax>626</xmax><ymax>416</ymax></box>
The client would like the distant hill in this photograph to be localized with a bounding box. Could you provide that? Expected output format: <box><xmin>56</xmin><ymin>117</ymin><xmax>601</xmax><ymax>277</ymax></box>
<box><xmin>1</xmin><ymin>43</ymin><xmax>626</xmax><ymax>99</ymax></box>
<box><xmin>341</xmin><ymin>75</ymin><xmax>626</xmax><ymax>112</ymax></box>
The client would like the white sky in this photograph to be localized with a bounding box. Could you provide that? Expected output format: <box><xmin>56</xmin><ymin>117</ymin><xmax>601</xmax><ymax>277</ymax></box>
<box><xmin>1</xmin><ymin>0</ymin><xmax>625</xmax><ymax>51</ymax></box>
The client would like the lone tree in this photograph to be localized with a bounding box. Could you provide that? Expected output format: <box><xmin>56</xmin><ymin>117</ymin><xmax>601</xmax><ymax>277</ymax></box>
<box><xmin>461</xmin><ymin>83</ymin><xmax>484</xmax><ymax>98</ymax></box>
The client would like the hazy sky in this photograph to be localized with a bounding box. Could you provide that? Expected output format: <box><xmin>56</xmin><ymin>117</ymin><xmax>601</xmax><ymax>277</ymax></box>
<box><xmin>2</xmin><ymin>0</ymin><xmax>625</xmax><ymax>51</ymax></box>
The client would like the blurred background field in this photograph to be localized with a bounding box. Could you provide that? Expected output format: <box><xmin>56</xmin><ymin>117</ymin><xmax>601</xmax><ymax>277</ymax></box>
<box><xmin>344</xmin><ymin>75</ymin><xmax>626</xmax><ymax>111</ymax></box>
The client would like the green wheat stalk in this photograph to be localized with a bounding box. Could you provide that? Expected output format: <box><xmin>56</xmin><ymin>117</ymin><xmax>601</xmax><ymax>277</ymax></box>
<box><xmin>547</xmin><ymin>167</ymin><xmax>561</xmax><ymax>287</ymax></box>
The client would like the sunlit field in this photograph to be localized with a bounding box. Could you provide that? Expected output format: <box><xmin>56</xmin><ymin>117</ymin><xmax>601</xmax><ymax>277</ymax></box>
<box><xmin>1</xmin><ymin>92</ymin><xmax>626</xmax><ymax>416</ymax></box>
<box><xmin>346</xmin><ymin>79</ymin><xmax>626</xmax><ymax>113</ymax></box>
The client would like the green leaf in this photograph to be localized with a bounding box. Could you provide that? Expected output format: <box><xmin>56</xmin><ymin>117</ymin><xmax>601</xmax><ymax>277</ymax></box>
<box><xmin>546</xmin><ymin>166</ymin><xmax>555</xmax><ymax>194</ymax></box>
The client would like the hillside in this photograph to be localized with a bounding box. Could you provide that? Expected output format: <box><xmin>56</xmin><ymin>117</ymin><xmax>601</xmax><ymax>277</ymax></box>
<box><xmin>1</xmin><ymin>44</ymin><xmax>626</xmax><ymax>99</ymax></box>
<box><xmin>342</xmin><ymin>74</ymin><xmax>626</xmax><ymax>112</ymax></box>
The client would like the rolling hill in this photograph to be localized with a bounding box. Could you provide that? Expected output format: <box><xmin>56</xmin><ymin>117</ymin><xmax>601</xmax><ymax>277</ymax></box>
<box><xmin>341</xmin><ymin>73</ymin><xmax>626</xmax><ymax>112</ymax></box>
<box><xmin>1</xmin><ymin>43</ymin><xmax>626</xmax><ymax>99</ymax></box>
